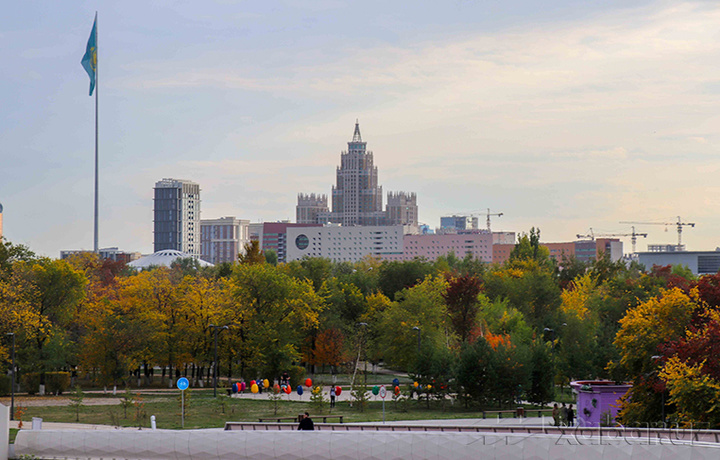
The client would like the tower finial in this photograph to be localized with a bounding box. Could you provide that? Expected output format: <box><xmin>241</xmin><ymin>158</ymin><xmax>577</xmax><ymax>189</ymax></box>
<box><xmin>352</xmin><ymin>119</ymin><xmax>362</xmax><ymax>142</ymax></box>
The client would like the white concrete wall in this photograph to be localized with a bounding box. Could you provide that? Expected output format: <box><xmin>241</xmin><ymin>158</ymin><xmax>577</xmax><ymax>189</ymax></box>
<box><xmin>0</xmin><ymin>403</ymin><xmax>8</xmax><ymax>460</ymax></box>
<box><xmin>13</xmin><ymin>429</ymin><xmax>720</xmax><ymax>460</ymax></box>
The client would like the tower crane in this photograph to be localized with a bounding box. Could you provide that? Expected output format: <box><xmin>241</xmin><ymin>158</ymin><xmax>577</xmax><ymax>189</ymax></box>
<box><xmin>619</xmin><ymin>216</ymin><xmax>695</xmax><ymax>248</ymax></box>
<box><xmin>576</xmin><ymin>226</ymin><xmax>648</xmax><ymax>253</ymax></box>
<box><xmin>483</xmin><ymin>208</ymin><xmax>503</xmax><ymax>232</ymax></box>
<box><xmin>461</xmin><ymin>209</ymin><xmax>504</xmax><ymax>231</ymax></box>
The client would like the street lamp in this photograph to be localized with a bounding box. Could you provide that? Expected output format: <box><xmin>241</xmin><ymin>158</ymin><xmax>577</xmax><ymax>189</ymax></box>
<box><xmin>412</xmin><ymin>326</ymin><xmax>421</xmax><ymax>354</ymax></box>
<box><xmin>208</xmin><ymin>325</ymin><xmax>229</xmax><ymax>397</ymax></box>
<box><xmin>6</xmin><ymin>333</ymin><xmax>14</xmax><ymax>420</ymax></box>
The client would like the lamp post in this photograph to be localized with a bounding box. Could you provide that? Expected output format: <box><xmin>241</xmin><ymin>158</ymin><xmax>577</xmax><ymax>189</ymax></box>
<box><xmin>209</xmin><ymin>325</ymin><xmax>229</xmax><ymax>397</ymax></box>
<box><xmin>412</xmin><ymin>326</ymin><xmax>421</xmax><ymax>354</ymax></box>
<box><xmin>6</xmin><ymin>333</ymin><xmax>14</xmax><ymax>420</ymax></box>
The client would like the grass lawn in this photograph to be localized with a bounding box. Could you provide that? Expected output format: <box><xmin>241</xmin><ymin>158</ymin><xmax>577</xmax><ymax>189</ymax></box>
<box><xmin>17</xmin><ymin>390</ymin><xmax>545</xmax><ymax>430</ymax></box>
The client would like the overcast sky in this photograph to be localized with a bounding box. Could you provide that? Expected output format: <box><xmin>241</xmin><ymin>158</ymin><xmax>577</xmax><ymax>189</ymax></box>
<box><xmin>2</xmin><ymin>0</ymin><xmax>720</xmax><ymax>257</ymax></box>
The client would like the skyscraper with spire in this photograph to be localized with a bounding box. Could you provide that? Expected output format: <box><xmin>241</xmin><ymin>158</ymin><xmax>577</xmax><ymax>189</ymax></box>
<box><xmin>297</xmin><ymin>121</ymin><xmax>418</xmax><ymax>227</ymax></box>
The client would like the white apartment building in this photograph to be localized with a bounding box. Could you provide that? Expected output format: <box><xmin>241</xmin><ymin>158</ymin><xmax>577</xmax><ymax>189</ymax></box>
<box><xmin>200</xmin><ymin>217</ymin><xmax>250</xmax><ymax>264</ymax></box>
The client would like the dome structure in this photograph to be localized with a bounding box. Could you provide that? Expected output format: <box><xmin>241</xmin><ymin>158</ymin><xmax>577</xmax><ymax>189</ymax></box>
<box><xmin>127</xmin><ymin>250</ymin><xmax>213</xmax><ymax>269</ymax></box>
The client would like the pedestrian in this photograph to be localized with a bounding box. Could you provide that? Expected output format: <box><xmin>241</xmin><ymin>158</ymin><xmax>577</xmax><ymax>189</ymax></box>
<box><xmin>567</xmin><ymin>404</ymin><xmax>575</xmax><ymax>427</ymax></box>
<box><xmin>298</xmin><ymin>412</ymin><xmax>314</xmax><ymax>430</ymax></box>
<box><xmin>330</xmin><ymin>386</ymin><xmax>336</xmax><ymax>408</ymax></box>
<box><xmin>552</xmin><ymin>403</ymin><xmax>559</xmax><ymax>427</ymax></box>
<box><xmin>560</xmin><ymin>403</ymin><xmax>568</xmax><ymax>426</ymax></box>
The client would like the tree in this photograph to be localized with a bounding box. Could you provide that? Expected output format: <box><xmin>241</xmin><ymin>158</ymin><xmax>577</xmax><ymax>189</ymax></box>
<box><xmin>613</xmin><ymin>288</ymin><xmax>701</xmax><ymax>425</ymax></box>
<box><xmin>230</xmin><ymin>263</ymin><xmax>322</xmax><ymax>379</ymax></box>
<box><xmin>455</xmin><ymin>338</ymin><xmax>494</xmax><ymax>408</ymax></box>
<box><xmin>377</xmin><ymin>260</ymin><xmax>436</xmax><ymax>300</ymax></box>
<box><xmin>613</xmin><ymin>288</ymin><xmax>699</xmax><ymax>380</ymax></box>
<box><xmin>443</xmin><ymin>274</ymin><xmax>483</xmax><ymax>343</ymax></box>
<box><xmin>238</xmin><ymin>241</ymin><xmax>265</xmax><ymax>265</ymax></box>
<box><xmin>375</xmin><ymin>276</ymin><xmax>449</xmax><ymax>370</ymax></box>
<box><xmin>264</xmin><ymin>250</ymin><xmax>278</xmax><ymax>266</ymax></box>
<box><xmin>9</xmin><ymin>259</ymin><xmax>86</xmax><ymax>383</ymax></box>
<box><xmin>527</xmin><ymin>341</ymin><xmax>555</xmax><ymax>406</ymax></box>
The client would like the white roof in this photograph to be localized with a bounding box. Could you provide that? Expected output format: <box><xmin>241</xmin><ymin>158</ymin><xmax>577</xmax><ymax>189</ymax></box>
<box><xmin>127</xmin><ymin>250</ymin><xmax>214</xmax><ymax>269</ymax></box>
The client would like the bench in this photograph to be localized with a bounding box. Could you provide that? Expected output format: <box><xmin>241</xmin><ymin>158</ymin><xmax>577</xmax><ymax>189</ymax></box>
<box><xmin>258</xmin><ymin>417</ymin><xmax>299</xmax><ymax>423</ymax></box>
<box><xmin>258</xmin><ymin>415</ymin><xmax>344</xmax><ymax>424</ymax></box>
<box><xmin>318</xmin><ymin>415</ymin><xmax>344</xmax><ymax>423</ymax></box>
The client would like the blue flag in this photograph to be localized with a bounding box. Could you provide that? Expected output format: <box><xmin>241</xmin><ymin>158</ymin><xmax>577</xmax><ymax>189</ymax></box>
<box><xmin>81</xmin><ymin>16</ymin><xmax>97</xmax><ymax>96</ymax></box>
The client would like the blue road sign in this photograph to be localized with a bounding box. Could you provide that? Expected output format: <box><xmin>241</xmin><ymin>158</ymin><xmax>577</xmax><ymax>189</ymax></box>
<box><xmin>177</xmin><ymin>377</ymin><xmax>189</xmax><ymax>391</ymax></box>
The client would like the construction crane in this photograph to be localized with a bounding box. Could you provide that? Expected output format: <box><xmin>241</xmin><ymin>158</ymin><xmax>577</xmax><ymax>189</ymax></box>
<box><xmin>483</xmin><ymin>208</ymin><xmax>503</xmax><ymax>232</ymax></box>
<box><xmin>619</xmin><ymin>216</ymin><xmax>695</xmax><ymax>247</ymax></box>
<box><xmin>576</xmin><ymin>226</ymin><xmax>648</xmax><ymax>253</ymax></box>
<box><xmin>457</xmin><ymin>209</ymin><xmax>504</xmax><ymax>232</ymax></box>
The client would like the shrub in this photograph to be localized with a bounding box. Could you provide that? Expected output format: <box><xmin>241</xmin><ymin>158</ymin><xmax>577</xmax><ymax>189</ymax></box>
<box><xmin>0</xmin><ymin>375</ymin><xmax>10</xmax><ymax>396</ymax></box>
<box><xmin>22</xmin><ymin>373</ymin><xmax>40</xmax><ymax>395</ymax></box>
<box><xmin>46</xmin><ymin>372</ymin><xmax>71</xmax><ymax>395</ymax></box>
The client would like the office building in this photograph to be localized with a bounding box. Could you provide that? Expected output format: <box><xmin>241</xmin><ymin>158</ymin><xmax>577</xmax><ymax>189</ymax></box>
<box><xmin>296</xmin><ymin>194</ymin><xmax>328</xmax><ymax>225</ymax></box>
<box><xmin>440</xmin><ymin>215</ymin><xmax>479</xmax><ymax>233</ymax></box>
<box><xmin>153</xmin><ymin>178</ymin><xmax>201</xmax><ymax>257</ymax></box>
<box><xmin>286</xmin><ymin>225</ymin><xmax>405</xmax><ymax>263</ymax></box>
<box><xmin>297</xmin><ymin>121</ymin><xmax>418</xmax><ymax>227</ymax></box>
<box><xmin>200</xmin><ymin>217</ymin><xmax>250</xmax><ymax>264</ymax></box>
<box><xmin>636</xmin><ymin>250</ymin><xmax>720</xmax><ymax>276</ymax></box>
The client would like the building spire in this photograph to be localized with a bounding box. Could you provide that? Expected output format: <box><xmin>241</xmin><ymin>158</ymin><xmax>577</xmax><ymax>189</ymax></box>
<box><xmin>352</xmin><ymin>119</ymin><xmax>362</xmax><ymax>142</ymax></box>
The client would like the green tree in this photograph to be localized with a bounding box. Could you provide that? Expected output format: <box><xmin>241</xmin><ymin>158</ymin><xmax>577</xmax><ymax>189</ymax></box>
<box><xmin>230</xmin><ymin>263</ymin><xmax>322</xmax><ymax>379</ymax></box>
<box><xmin>238</xmin><ymin>240</ymin><xmax>265</xmax><ymax>265</ymax></box>
<box><xmin>377</xmin><ymin>260</ymin><xmax>436</xmax><ymax>300</ymax></box>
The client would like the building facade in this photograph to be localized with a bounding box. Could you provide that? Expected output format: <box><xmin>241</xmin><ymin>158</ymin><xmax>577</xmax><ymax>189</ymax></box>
<box><xmin>200</xmin><ymin>217</ymin><xmax>250</xmax><ymax>264</ymax></box>
<box><xmin>636</xmin><ymin>250</ymin><xmax>720</xmax><ymax>275</ymax></box>
<box><xmin>60</xmin><ymin>247</ymin><xmax>141</xmax><ymax>264</ymax></box>
<box><xmin>493</xmin><ymin>238</ymin><xmax>623</xmax><ymax>266</ymax></box>
<box><xmin>439</xmin><ymin>215</ymin><xmax>479</xmax><ymax>233</ymax></box>
<box><xmin>153</xmin><ymin>178</ymin><xmax>201</xmax><ymax>256</ymax></box>
<box><xmin>383</xmin><ymin>231</ymin><xmax>494</xmax><ymax>263</ymax></box>
<box><xmin>296</xmin><ymin>194</ymin><xmax>329</xmax><ymax>225</ymax></box>
<box><xmin>286</xmin><ymin>225</ymin><xmax>404</xmax><ymax>263</ymax></box>
<box><xmin>297</xmin><ymin>121</ymin><xmax>418</xmax><ymax>227</ymax></box>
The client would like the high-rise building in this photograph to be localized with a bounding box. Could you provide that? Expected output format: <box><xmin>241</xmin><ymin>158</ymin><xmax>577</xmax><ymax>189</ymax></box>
<box><xmin>200</xmin><ymin>217</ymin><xmax>250</xmax><ymax>264</ymax></box>
<box><xmin>153</xmin><ymin>178</ymin><xmax>201</xmax><ymax>256</ymax></box>
<box><xmin>386</xmin><ymin>192</ymin><xmax>418</xmax><ymax>227</ymax></box>
<box><xmin>298</xmin><ymin>121</ymin><xmax>418</xmax><ymax>226</ymax></box>
<box><xmin>296</xmin><ymin>193</ymin><xmax>328</xmax><ymax>225</ymax></box>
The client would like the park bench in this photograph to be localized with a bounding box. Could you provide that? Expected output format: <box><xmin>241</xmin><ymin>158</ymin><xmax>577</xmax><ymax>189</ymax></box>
<box><xmin>258</xmin><ymin>415</ymin><xmax>344</xmax><ymax>424</ymax></box>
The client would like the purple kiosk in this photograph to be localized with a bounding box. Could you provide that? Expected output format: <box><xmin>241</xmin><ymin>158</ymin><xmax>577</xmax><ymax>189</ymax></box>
<box><xmin>570</xmin><ymin>380</ymin><xmax>632</xmax><ymax>427</ymax></box>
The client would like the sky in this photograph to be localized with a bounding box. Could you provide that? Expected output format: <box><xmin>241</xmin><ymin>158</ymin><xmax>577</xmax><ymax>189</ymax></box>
<box><xmin>2</xmin><ymin>0</ymin><xmax>720</xmax><ymax>257</ymax></box>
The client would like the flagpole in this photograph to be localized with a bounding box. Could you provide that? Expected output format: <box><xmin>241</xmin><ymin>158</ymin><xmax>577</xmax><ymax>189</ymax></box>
<box><xmin>93</xmin><ymin>11</ymin><xmax>99</xmax><ymax>254</ymax></box>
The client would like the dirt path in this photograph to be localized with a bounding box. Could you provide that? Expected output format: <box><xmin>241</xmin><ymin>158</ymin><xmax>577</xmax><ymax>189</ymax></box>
<box><xmin>0</xmin><ymin>396</ymin><xmax>122</xmax><ymax>407</ymax></box>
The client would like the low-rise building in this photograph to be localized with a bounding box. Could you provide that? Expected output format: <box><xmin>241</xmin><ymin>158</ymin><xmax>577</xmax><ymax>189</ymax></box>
<box><xmin>636</xmin><ymin>250</ymin><xmax>720</xmax><ymax>275</ymax></box>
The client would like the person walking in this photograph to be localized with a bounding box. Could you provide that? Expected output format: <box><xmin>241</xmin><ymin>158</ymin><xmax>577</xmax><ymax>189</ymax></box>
<box><xmin>298</xmin><ymin>412</ymin><xmax>314</xmax><ymax>430</ymax></box>
<box><xmin>330</xmin><ymin>386</ymin><xmax>336</xmax><ymax>408</ymax></box>
<box><xmin>552</xmin><ymin>403</ymin><xmax>559</xmax><ymax>427</ymax></box>
<box><xmin>567</xmin><ymin>404</ymin><xmax>575</xmax><ymax>427</ymax></box>
<box><xmin>560</xmin><ymin>403</ymin><xmax>568</xmax><ymax>426</ymax></box>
